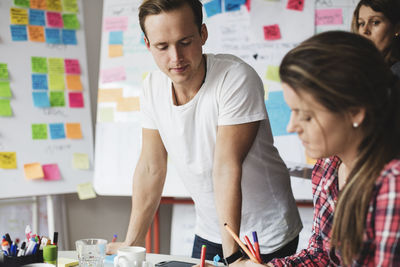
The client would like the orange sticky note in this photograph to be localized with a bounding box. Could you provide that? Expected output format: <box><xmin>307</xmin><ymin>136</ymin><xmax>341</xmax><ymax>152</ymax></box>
<box><xmin>66</xmin><ymin>75</ymin><xmax>83</xmax><ymax>91</ymax></box>
<box><xmin>24</xmin><ymin>162</ymin><xmax>44</xmax><ymax>179</ymax></box>
<box><xmin>30</xmin><ymin>0</ymin><xmax>47</xmax><ymax>9</ymax></box>
<box><xmin>117</xmin><ymin>97</ymin><xmax>140</xmax><ymax>112</ymax></box>
<box><xmin>66</xmin><ymin>123</ymin><xmax>82</xmax><ymax>139</ymax></box>
<box><xmin>28</xmin><ymin>25</ymin><xmax>45</xmax><ymax>42</ymax></box>
<box><xmin>97</xmin><ymin>88</ymin><xmax>123</xmax><ymax>103</ymax></box>
<box><xmin>108</xmin><ymin>45</ymin><xmax>123</xmax><ymax>58</ymax></box>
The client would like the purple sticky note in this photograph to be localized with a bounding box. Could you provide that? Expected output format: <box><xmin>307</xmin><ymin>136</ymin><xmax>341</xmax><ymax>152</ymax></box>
<box><xmin>65</xmin><ymin>59</ymin><xmax>81</xmax><ymax>74</ymax></box>
<box><xmin>43</xmin><ymin>163</ymin><xmax>61</xmax><ymax>181</ymax></box>
<box><xmin>46</xmin><ymin>11</ymin><xmax>63</xmax><ymax>28</ymax></box>
<box><xmin>315</xmin><ymin>9</ymin><xmax>343</xmax><ymax>25</ymax></box>
<box><xmin>69</xmin><ymin>92</ymin><xmax>84</xmax><ymax>108</ymax></box>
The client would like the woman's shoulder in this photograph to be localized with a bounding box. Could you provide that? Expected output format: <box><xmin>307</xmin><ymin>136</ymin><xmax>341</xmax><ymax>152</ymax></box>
<box><xmin>376</xmin><ymin>158</ymin><xmax>400</xmax><ymax>187</ymax></box>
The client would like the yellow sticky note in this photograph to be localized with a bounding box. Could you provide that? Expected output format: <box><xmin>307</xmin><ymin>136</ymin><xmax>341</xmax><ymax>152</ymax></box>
<box><xmin>98</xmin><ymin>107</ymin><xmax>114</xmax><ymax>122</ymax></box>
<box><xmin>10</xmin><ymin>8</ymin><xmax>28</xmax><ymax>25</ymax></box>
<box><xmin>48</xmin><ymin>58</ymin><xmax>65</xmax><ymax>74</ymax></box>
<box><xmin>58</xmin><ymin>257</ymin><xmax>79</xmax><ymax>267</ymax></box>
<box><xmin>116</xmin><ymin>97</ymin><xmax>140</xmax><ymax>112</ymax></box>
<box><xmin>24</xmin><ymin>162</ymin><xmax>44</xmax><ymax>179</ymax></box>
<box><xmin>108</xmin><ymin>44</ymin><xmax>123</xmax><ymax>58</ymax></box>
<box><xmin>77</xmin><ymin>182</ymin><xmax>97</xmax><ymax>200</ymax></box>
<box><xmin>0</xmin><ymin>152</ymin><xmax>17</xmax><ymax>169</ymax></box>
<box><xmin>47</xmin><ymin>0</ymin><xmax>62</xmax><ymax>11</ymax></box>
<box><xmin>28</xmin><ymin>25</ymin><xmax>45</xmax><ymax>42</ymax></box>
<box><xmin>72</xmin><ymin>153</ymin><xmax>89</xmax><ymax>170</ymax></box>
<box><xmin>265</xmin><ymin>65</ymin><xmax>280</xmax><ymax>82</ymax></box>
<box><xmin>264</xmin><ymin>84</ymin><xmax>269</xmax><ymax>100</ymax></box>
<box><xmin>97</xmin><ymin>88</ymin><xmax>123</xmax><ymax>103</ymax></box>
<box><xmin>66</xmin><ymin>123</ymin><xmax>82</xmax><ymax>139</ymax></box>
<box><xmin>49</xmin><ymin>74</ymin><xmax>65</xmax><ymax>90</ymax></box>
<box><xmin>66</xmin><ymin>75</ymin><xmax>82</xmax><ymax>91</ymax></box>
<box><xmin>62</xmin><ymin>0</ymin><xmax>79</xmax><ymax>13</ymax></box>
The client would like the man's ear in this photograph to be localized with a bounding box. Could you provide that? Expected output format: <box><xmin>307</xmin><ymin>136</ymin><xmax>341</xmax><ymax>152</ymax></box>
<box><xmin>144</xmin><ymin>36</ymin><xmax>150</xmax><ymax>50</ymax></box>
<box><xmin>200</xmin><ymin>24</ymin><xmax>208</xmax><ymax>45</ymax></box>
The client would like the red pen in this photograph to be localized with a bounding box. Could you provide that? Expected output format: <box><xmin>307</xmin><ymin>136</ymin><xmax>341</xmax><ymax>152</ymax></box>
<box><xmin>252</xmin><ymin>231</ymin><xmax>262</xmax><ymax>263</ymax></box>
<box><xmin>244</xmin><ymin>235</ymin><xmax>257</xmax><ymax>258</ymax></box>
<box><xmin>112</xmin><ymin>234</ymin><xmax>117</xmax><ymax>242</ymax></box>
<box><xmin>200</xmin><ymin>245</ymin><xmax>206</xmax><ymax>267</ymax></box>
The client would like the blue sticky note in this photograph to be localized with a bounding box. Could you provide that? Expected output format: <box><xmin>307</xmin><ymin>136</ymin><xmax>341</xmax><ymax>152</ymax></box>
<box><xmin>109</xmin><ymin>31</ymin><xmax>123</xmax><ymax>45</ymax></box>
<box><xmin>265</xmin><ymin>91</ymin><xmax>293</xmax><ymax>136</ymax></box>
<box><xmin>45</xmin><ymin>28</ymin><xmax>61</xmax><ymax>44</ymax></box>
<box><xmin>62</xmin><ymin>29</ymin><xmax>77</xmax><ymax>45</ymax></box>
<box><xmin>29</xmin><ymin>9</ymin><xmax>45</xmax><ymax>26</ymax></box>
<box><xmin>32</xmin><ymin>91</ymin><xmax>50</xmax><ymax>108</ymax></box>
<box><xmin>10</xmin><ymin>25</ymin><xmax>27</xmax><ymax>41</ymax></box>
<box><xmin>49</xmin><ymin>123</ymin><xmax>66</xmax><ymax>139</ymax></box>
<box><xmin>225</xmin><ymin>0</ymin><xmax>246</xmax><ymax>12</ymax></box>
<box><xmin>204</xmin><ymin>0</ymin><xmax>222</xmax><ymax>17</ymax></box>
<box><xmin>32</xmin><ymin>74</ymin><xmax>48</xmax><ymax>90</ymax></box>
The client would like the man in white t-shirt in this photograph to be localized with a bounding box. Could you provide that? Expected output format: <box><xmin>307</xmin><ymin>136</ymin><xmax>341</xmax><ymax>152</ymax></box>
<box><xmin>106</xmin><ymin>0</ymin><xmax>302</xmax><ymax>264</ymax></box>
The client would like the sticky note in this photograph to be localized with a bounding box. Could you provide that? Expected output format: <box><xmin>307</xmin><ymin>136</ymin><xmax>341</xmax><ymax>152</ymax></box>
<box><xmin>62</xmin><ymin>14</ymin><xmax>80</xmax><ymax>29</ymax></box>
<box><xmin>32</xmin><ymin>74</ymin><xmax>48</xmax><ymax>90</ymax></box>
<box><xmin>0</xmin><ymin>82</ymin><xmax>12</xmax><ymax>98</ymax></box>
<box><xmin>65</xmin><ymin>59</ymin><xmax>81</xmax><ymax>75</ymax></box>
<box><xmin>287</xmin><ymin>0</ymin><xmax>304</xmax><ymax>11</ymax></box>
<box><xmin>32</xmin><ymin>91</ymin><xmax>50</xmax><ymax>107</ymax></box>
<box><xmin>263</xmin><ymin>24</ymin><xmax>281</xmax><ymax>41</ymax></box>
<box><xmin>62</xmin><ymin>0</ymin><xmax>79</xmax><ymax>13</ymax></box>
<box><xmin>49</xmin><ymin>123</ymin><xmax>65</xmax><ymax>139</ymax></box>
<box><xmin>65</xmin><ymin>123</ymin><xmax>82</xmax><ymax>139</ymax></box>
<box><xmin>62</xmin><ymin>29</ymin><xmax>77</xmax><ymax>45</ymax></box>
<box><xmin>28</xmin><ymin>25</ymin><xmax>45</xmax><ymax>42</ymax></box>
<box><xmin>225</xmin><ymin>0</ymin><xmax>245</xmax><ymax>12</ymax></box>
<box><xmin>0</xmin><ymin>152</ymin><xmax>17</xmax><ymax>169</ymax></box>
<box><xmin>49</xmin><ymin>74</ymin><xmax>65</xmax><ymax>90</ymax></box>
<box><xmin>265</xmin><ymin>91</ymin><xmax>292</xmax><ymax>136</ymax></box>
<box><xmin>103</xmin><ymin>16</ymin><xmax>129</xmax><ymax>32</ymax></box>
<box><xmin>245</xmin><ymin>0</ymin><xmax>251</xmax><ymax>11</ymax></box>
<box><xmin>32</xmin><ymin>123</ymin><xmax>48</xmax><ymax>139</ymax></box>
<box><xmin>48</xmin><ymin>58</ymin><xmax>65</xmax><ymax>74</ymax></box>
<box><xmin>29</xmin><ymin>9</ymin><xmax>45</xmax><ymax>26</ymax></box>
<box><xmin>32</xmin><ymin>57</ymin><xmax>48</xmax><ymax>73</ymax></box>
<box><xmin>46</xmin><ymin>0</ymin><xmax>62</xmax><ymax>11</ymax></box>
<box><xmin>77</xmin><ymin>182</ymin><xmax>96</xmax><ymax>200</ymax></box>
<box><xmin>108</xmin><ymin>45</ymin><xmax>123</xmax><ymax>58</ymax></box>
<box><xmin>10</xmin><ymin>8</ymin><xmax>28</xmax><ymax>25</ymax></box>
<box><xmin>49</xmin><ymin>91</ymin><xmax>65</xmax><ymax>107</ymax></box>
<box><xmin>100</xmin><ymin>66</ymin><xmax>126</xmax><ymax>84</ymax></box>
<box><xmin>68</xmin><ymin>92</ymin><xmax>84</xmax><ymax>108</ymax></box>
<box><xmin>45</xmin><ymin>28</ymin><xmax>61</xmax><ymax>44</ymax></box>
<box><xmin>265</xmin><ymin>65</ymin><xmax>280</xmax><ymax>82</ymax></box>
<box><xmin>24</xmin><ymin>162</ymin><xmax>44</xmax><ymax>179</ymax></box>
<box><xmin>14</xmin><ymin>0</ymin><xmax>30</xmax><ymax>8</ymax></box>
<box><xmin>97</xmin><ymin>88</ymin><xmax>123</xmax><ymax>103</ymax></box>
<box><xmin>315</xmin><ymin>9</ymin><xmax>343</xmax><ymax>25</ymax></box>
<box><xmin>73</xmin><ymin>153</ymin><xmax>89</xmax><ymax>169</ymax></box>
<box><xmin>98</xmin><ymin>107</ymin><xmax>114</xmax><ymax>122</ymax></box>
<box><xmin>0</xmin><ymin>63</ymin><xmax>8</xmax><ymax>80</ymax></box>
<box><xmin>0</xmin><ymin>99</ymin><xmax>12</xmax><ymax>117</ymax></box>
<box><xmin>66</xmin><ymin>75</ymin><xmax>82</xmax><ymax>90</ymax></box>
<box><xmin>43</xmin><ymin>163</ymin><xmax>61</xmax><ymax>181</ymax></box>
<box><xmin>204</xmin><ymin>0</ymin><xmax>222</xmax><ymax>18</ymax></box>
<box><xmin>109</xmin><ymin>31</ymin><xmax>123</xmax><ymax>45</ymax></box>
<box><xmin>10</xmin><ymin>25</ymin><xmax>28</xmax><ymax>41</ymax></box>
<box><xmin>117</xmin><ymin>97</ymin><xmax>140</xmax><ymax>112</ymax></box>
<box><xmin>46</xmin><ymin>12</ymin><xmax>63</xmax><ymax>28</ymax></box>
<box><xmin>58</xmin><ymin>257</ymin><xmax>79</xmax><ymax>267</ymax></box>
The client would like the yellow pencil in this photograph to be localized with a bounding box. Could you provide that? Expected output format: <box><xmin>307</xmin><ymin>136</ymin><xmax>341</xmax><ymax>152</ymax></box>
<box><xmin>224</xmin><ymin>223</ymin><xmax>260</xmax><ymax>263</ymax></box>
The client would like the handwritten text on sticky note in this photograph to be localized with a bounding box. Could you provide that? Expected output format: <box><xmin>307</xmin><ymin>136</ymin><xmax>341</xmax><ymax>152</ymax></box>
<box><xmin>315</xmin><ymin>8</ymin><xmax>343</xmax><ymax>25</ymax></box>
<box><xmin>0</xmin><ymin>152</ymin><xmax>17</xmax><ymax>169</ymax></box>
<box><xmin>263</xmin><ymin>24</ymin><xmax>281</xmax><ymax>41</ymax></box>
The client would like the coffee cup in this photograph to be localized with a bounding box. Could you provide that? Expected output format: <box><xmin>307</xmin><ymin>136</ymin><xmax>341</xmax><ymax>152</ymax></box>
<box><xmin>114</xmin><ymin>246</ymin><xmax>146</xmax><ymax>267</ymax></box>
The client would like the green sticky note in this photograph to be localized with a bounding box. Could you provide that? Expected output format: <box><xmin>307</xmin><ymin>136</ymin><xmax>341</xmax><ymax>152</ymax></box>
<box><xmin>32</xmin><ymin>124</ymin><xmax>48</xmax><ymax>139</ymax></box>
<box><xmin>48</xmin><ymin>58</ymin><xmax>65</xmax><ymax>74</ymax></box>
<box><xmin>31</xmin><ymin>57</ymin><xmax>48</xmax><ymax>73</ymax></box>
<box><xmin>49</xmin><ymin>91</ymin><xmax>65</xmax><ymax>107</ymax></box>
<box><xmin>265</xmin><ymin>65</ymin><xmax>280</xmax><ymax>82</ymax></box>
<box><xmin>0</xmin><ymin>99</ymin><xmax>12</xmax><ymax>116</ymax></box>
<box><xmin>0</xmin><ymin>63</ymin><xmax>9</xmax><ymax>80</ymax></box>
<box><xmin>0</xmin><ymin>81</ymin><xmax>12</xmax><ymax>98</ymax></box>
<box><xmin>49</xmin><ymin>74</ymin><xmax>65</xmax><ymax>90</ymax></box>
<box><xmin>14</xmin><ymin>0</ymin><xmax>30</xmax><ymax>7</ymax></box>
<box><xmin>63</xmin><ymin>0</ymin><xmax>79</xmax><ymax>13</ymax></box>
<box><xmin>73</xmin><ymin>153</ymin><xmax>89</xmax><ymax>169</ymax></box>
<box><xmin>62</xmin><ymin>14</ymin><xmax>80</xmax><ymax>29</ymax></box>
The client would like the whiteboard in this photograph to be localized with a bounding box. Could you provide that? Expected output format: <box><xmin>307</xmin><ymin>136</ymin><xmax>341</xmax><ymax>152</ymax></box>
<box><xmin>0</xmin><ymin>0</ymin><xmax>94</xmax><ymax>199</ymax></box>
<box><xmin>94</xmin><ymin>0</ymin><xmax>357</xmax><ymax>200</ymax></box>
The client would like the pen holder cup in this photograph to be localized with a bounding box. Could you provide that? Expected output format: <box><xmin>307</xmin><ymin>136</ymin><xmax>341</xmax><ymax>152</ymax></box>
<box><xmin>0</xmin><ymin>250</ymin><xmax>43</xmax><ymax>267</ymax></box>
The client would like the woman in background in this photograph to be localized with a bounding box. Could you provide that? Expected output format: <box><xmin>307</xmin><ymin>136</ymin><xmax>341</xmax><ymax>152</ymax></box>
<box><xmin>352</xmin><ymin>0</ymin><xmax>400</xmax><ymax>77</ymax></box>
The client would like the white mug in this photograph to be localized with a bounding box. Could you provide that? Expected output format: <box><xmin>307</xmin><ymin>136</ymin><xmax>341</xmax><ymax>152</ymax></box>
<box><xmin>114</xmin><ymin>246</ymin><xmax>146</xmax><ymax>267</ymax></box>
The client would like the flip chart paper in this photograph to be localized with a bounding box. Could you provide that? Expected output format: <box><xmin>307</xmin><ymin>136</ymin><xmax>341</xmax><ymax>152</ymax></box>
<box><xmin>32</xmin><ymin>74</ymin><xmax>48</xmax><ymax>90</ymax></box>
<box><xmin>77</xmin><ymin>182</ymin><xmax>97</xmax><ymax>200</ymax></box>
<box><xmin>49</xmin><ymin>123</ymin><xmax>66</xmax><ymax>139</ymax></box>
<box><xmin>24</xmin><ymin>162</ymin><xmax>44</xmax><ymax>179</ymax></box>
<box><xmin>73</xmin><ymin>153</ymin><xmax>89</xmax><ymax>170</ymax></box>
<box><xmin>32</xmin><ymin>91</ymin><xmax>50</xmax><ymax>107</ymax></box>
<box><xmin>48</xmin><ymin>58</ymin><xmax>65</xmax><ymax>74</ymax></box>
<box><xmin>63</xmin><ymin>14</ymin><xmax>80</xmax><ymax>29</ymax></box>
<box><xmin>10</xmin><ymin>25</ymin><xmax>28</xmax><ymax>41</ymax></box>
<box><xmin>43</xmin><ymin>164</ymin><xmax>62</xmax><ymax>181</ymax></box>
<box><xmin>32</xmin><ymin>123</ymin><xmax>48</xmax><ymax>139</ymax></box>
<box><xmin>108</xmin><ymin>45</ymin><xmax>123</xmax><ymax>58</ymax></box>
<box><xmin>49</xmin><ymin>74</ymin><xmax>65</xmax><ymax>90</ymax></box>
<box><xmin>0</xmin><ymin>82</ymin><xmax>12</xmax><ymax>98</ymax></box>
<box><xmin>65</xmin><ymin>59</ymin><xmax>81</xmax><ymax>74</ymax></box>
<box><xmin>315</xmin><ymin>9</ymin><xmax>343</xmax><ymax>25</ymax></box>
<box><xmin>47</xmin><ymin>0</ymin><xmax>62</xmax><ymax>12</ymax></box>
<box><xmin>0</xmin><ymin>152</ymin><xmax>17</xmax><ymax>169</ymax></box>
<box><xmin>68</xmin><ymin>92</ymin><xmax>84</xmax><ymax>108</ymax></box>
<box><xmin>62</xmin><ymin>29</ymin><xmax>77</xmax><ymax>45</ymax></box>
<box><xmin>117</xmin><ymin>97</ymin><xmax>140</xmax><ymax>112</ymax></box>
<box><xmin>28</xmin><ymin>25</ymin><xmax>45</xmax><ymax>42</ymax></box>
<box><xmin>66</xmin><ymin>123</ymin><xmax>82</xmax><ymax>139</ymax></box>
<box><xmin>66</xmin><ymin>75</ymin><xmax>82</xmax><ymax>90</ymax></box>
<box><xmin>263</xmin><ymin>24</ymin><xmax>281</xmax><ymax>40</ymax></box>
<box><xmin>32</xmin><ymin>57</ymin><xmax>48</xmax><ymax>73</ymax></box>
<box><xmin>45</xmin><ymin>28</ymin><xmax>61</xmax><ymax>44</ymax></box>
<box><xmin>63</xmin><ymin>0</ymin><xmax>79</xmax><ymax>13</ymax></box>
<box><xmin>49</xmin><ymin>91</ymin><xmax>65</xmax><ymax>106</ymax></box>
<box><xmin>0</xmin><ymin>64</ymin><xmax>8</xmax><ymax>80</ymax></box>
<box><xmin>10</xmin><ymin>8</ymin><xmax>28</xmax><ymax>25</ymax></box>
<box><xmin>0</xmin><ymin>99</ymin><xmax>12</xmax><ymax>117</ymax></box>
<box><xmin>29</xmin><ymin>9</ymin><xmax>45</xmax><ymax>26</ymax></box>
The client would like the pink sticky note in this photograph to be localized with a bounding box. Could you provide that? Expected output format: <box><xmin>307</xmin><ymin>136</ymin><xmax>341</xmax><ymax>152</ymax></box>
<box><xmin>46</xmin><ymin>12</ymin><xmax>63</xmax><ymax>28</ymax></box>
<box><xmin>65</xmin><ymin>59</ymin><xmax>81</xmax><ymax>74</ymax></box>
<box><xmin>287</xmin><ymin>0</ymin><xmax>304</xmax><ymax>11</ymax></box>
<box><xmin>103</xmin><ymin>16</ymin><xmax>128</xmax><ymax>32</ymax></box>
<box><xmin>43</xmin><ymin>164</ymin><xmax>61</xmax><ymax>181</ymax></box>
<box><xmin>315</xmin><ymin>9</ymin><xmax>343</xmax><ymax>25</ymax></box>
<box><xmin>100</xmin><ymin>66</ymin><xmax>126</xmax><ymax>84</ymax></box>
<box><xmin>69</xmin><ymin>92</ymin><xmax>84</xmax><ymax>107</ymax></box>
<box><xmin>263</xmin><ymin>24</ymin><xmax>281</xmax><ymax>41</ymax></box>
<box><xmin>245</xmin><ymin>0</ymin><xmax>251</xmax><ymax>11</ymax></box>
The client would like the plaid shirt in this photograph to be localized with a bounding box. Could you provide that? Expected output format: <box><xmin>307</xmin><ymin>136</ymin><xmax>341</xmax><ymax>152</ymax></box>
<box><xmin>271</xmin><ymin>156</ymin><xmax>400</xmax><ymax>266</ymax></box>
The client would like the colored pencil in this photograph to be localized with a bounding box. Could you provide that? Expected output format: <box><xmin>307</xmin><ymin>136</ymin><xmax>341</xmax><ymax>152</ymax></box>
<box><xmin>200</xmin><ymin>245</ymin><xmax>206</xmax><ymax>267</ymax></box>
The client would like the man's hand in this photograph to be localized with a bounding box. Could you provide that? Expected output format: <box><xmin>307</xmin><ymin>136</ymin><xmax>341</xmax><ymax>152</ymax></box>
<box><xmin>106</xmin><ymin>241</ymin><xmax>129</xmax><ymax>255</ymax></box>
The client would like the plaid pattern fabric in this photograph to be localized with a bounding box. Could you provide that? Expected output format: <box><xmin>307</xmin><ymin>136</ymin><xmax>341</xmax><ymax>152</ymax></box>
<box><xmin>271</xmin><ymin>157</ymin><xmax>400</xmax><ymax>266</ymax></box>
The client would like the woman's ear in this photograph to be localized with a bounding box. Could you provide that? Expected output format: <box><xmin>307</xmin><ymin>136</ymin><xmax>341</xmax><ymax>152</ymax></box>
<box><xmin>349</xmin><ymin>107</ymin><xmax>366</xmax><ymax>127</ymax></box>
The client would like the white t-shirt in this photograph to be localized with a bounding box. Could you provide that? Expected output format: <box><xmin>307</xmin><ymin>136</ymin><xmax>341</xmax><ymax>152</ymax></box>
<box><xmin>141</xmin><ymin>54</ymin><xmax>302</xmax><ymax>253</ymax></box>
